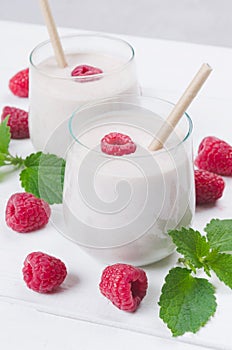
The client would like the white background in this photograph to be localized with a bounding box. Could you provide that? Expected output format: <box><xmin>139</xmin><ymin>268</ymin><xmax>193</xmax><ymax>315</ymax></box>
<box><xmin>1</xmin><ymin>19</ymin><xmax>232</xmax><ymax>349</ymax></box>
<box><xmin>0</xmin><ymin>0</ymin><xmax>232</xmax><ymax>47</ymax></box>
<box><xmin>1</xmin><ymin>1</ymin><xmax>232</xmax><ymax>347</ymax></box>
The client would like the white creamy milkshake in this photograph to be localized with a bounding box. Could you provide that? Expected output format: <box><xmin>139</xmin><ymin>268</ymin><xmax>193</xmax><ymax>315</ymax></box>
<box><xmin>63</xmin><ymin>97</ymin><xmax>194</xmax><ymax>266</ymax></box>
<box><xmin>29</xmin><ymin>35</ymin><xmax>138</xmax><ymax>155</ymax></box>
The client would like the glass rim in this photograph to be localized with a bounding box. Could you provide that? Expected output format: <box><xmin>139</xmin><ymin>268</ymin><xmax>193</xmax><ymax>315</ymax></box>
<box><xmin>68</xmin><ymin>95</ymin><xmax>193</xmax><ymax>158</ymax></box>
<box><xmin>29</xmin><ymin>33</ymin><xmax>135</xmax><ymax>81</ymax></box>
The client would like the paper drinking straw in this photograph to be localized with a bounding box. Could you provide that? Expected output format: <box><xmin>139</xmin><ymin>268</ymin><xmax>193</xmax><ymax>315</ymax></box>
<box><xmin>148</xmin><ymin>63</ymin><xmax>212</xmax><ymax>151</ymax></box>
<box><xmin>39</xmin><ymin>0</ymin><xmax>67</xmax><ymax>68</ymax></box>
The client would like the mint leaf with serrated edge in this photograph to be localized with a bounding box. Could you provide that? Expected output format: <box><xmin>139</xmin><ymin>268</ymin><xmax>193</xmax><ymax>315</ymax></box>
<box><xmin>207</xmin><ymin>252</ymin><xmax>232</xmax><ymax>289</ymax></box>
<box><xmin>159</xmin><ymin>267</ymin><xmax>217</xmax><ymax>337</ymax></box>
<box><xmin>0</xmin><ymin>117</ymin><xmax>10</xmax><ymax>154</ymax></box>
<box><xmin>20</xmin><ymin>152</ymin><xmax>66</xmax><ymax>204</ymax></box>
<box><xmin>169</xmin><ymin>227</ymin><xmax>210</xmax><ymax>269</ymax></box>
<box><xmin>205</xmin><ymin>219</ymin><xmax>232</xmax><ymax>252</ymax></box>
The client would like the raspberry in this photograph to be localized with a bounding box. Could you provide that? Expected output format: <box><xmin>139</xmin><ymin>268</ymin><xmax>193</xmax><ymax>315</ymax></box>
<box><xmin>22</xmin><ymin>252</ymin><xmax>67</xmax><ymax>293</ymax></box>
<box><xmin>101</xmin><ymin>132</ymin><xmax>137</xmax><ymax>156</ymax></box>
<box><xmin>99</xmin><ymin>263</ymin><xmax>148</xmax><ymax>312</ymax></box>
<box><xmin>195</xmin><ymin>169</ymin><xmax>225</xmax><ymax>205</ymax></box>
<box><xmin>5</xmin><ymin>193</ymin><xmax>51</xmax><ymax>233</ymax></box>
<box><xmin>1</xmin><ymin>106</ymin><xmax>29</xmax><ymax>139</ymax></box>
<box><xmin>195</xmin><ymin>136</ymin><xmax>232</xmax><ymax>176</ymax></box>
<box><xmin>9</xmin><ymin>68</ymin><xmax>29</xmax><ymax>98</ymax></box>
<box><xmin>71</xmin><ymin>64</ymin><xmax>103</xmax><ymax>82</ymax></box>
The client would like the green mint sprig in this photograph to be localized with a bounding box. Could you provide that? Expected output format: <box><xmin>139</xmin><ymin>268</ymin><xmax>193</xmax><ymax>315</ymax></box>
<box><xmin>0</xmin><ymin>117</ymin><xmax>65</xmax><ymax>204</ymax></box>
<box><xmin>159</xmin><ymin>219</ymin><xmax>232</xmax><ymax>336</ymax></box>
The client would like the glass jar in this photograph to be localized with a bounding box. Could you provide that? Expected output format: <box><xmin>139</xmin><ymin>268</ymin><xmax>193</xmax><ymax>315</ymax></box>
<box><xmin>29</xmin><ymin>34</ymin><xmax>138</xmax><ymax>156</ymax></box>
<box><xmin>62</xmin><ymin>95</ymin><xmax>195</xmax><ymax>266</ymax></box>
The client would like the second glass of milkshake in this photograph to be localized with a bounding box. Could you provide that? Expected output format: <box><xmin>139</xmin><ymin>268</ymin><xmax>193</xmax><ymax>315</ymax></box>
<box><xmin>29</xmin><ymin>34</ymin><xmax>138</xmax><ymax>156</ymax></box>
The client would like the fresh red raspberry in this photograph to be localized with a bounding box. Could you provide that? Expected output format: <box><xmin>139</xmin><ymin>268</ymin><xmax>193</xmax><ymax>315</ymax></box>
<box><xmin>71</xmin><ymin>64</ymin><xmax>103</xmax><ymax>82</ymax></box>
<box><xmin>195</xmin><ymin>169</ymin><xmax>225</xmax><ymax>205</ymax></box>
<box><xmin>5</xmin><ymin>193</ymin><xmax>51</xmax><ymax>233</ymax></box>
<box><xmin>101</xmin><ymin>132</ymin><xmax>137</xmax><ymax>156</ymax></box>
<box><xmin>9</xmin><ymin>68</ymin><xmax>29</xmax><ymax>98</ymax></box>
<box><xmin>1</xmin><ymin>106</ymin><xmax>29</xmax><ymax>139</ymax></box>
<box><xmin>99</xmin><ymin>263</ymin><xmax>148</xmax><ymax>312</ymax></box>
<box><xmin>22</xmin><ymin>252</ymin><xmax>67</xmax><ymax>293</ymax></box>
<box><xmin>71</xmin><ymin>64</ymin><xmax>103</xmax><ymax>76</ymax></box>
<box><xmin>195</xmin><ymin>136</ymin><xmax>232</xmax><ymax>176</ymax></box>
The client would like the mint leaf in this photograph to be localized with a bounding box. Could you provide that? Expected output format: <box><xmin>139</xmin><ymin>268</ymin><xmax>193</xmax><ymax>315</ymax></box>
<box><xmin>159</xmin><ymin>267</ymin><xmax>217</xmax><ymax>336</ymax></box>
<box><xmin>207</xmin><ymin>252</ymin><xmax>232</xmax><ymax>289</ymax></box>
<box><xmin>169</xmin><ymin>228</ymin><xmax>210</xmax><ymax>269</ymax></box>
<box><xmin>20</xmin><ymin>152</ymin><xmax>66</xmax><ymax>204</ymax></box>
<box><xmin>0</xmin><ymin>117</ymin><xmax>10</xmax><ymax>154</ymax></box>
<box><xmin>205</xmin><ymin>219</ymin><xmax>232</xmax><ymax>252</ymax></box>
<box><xmin>23</xmin><ymin>152</ymin><xmax>42</xmax><ymax>167</ymax></box>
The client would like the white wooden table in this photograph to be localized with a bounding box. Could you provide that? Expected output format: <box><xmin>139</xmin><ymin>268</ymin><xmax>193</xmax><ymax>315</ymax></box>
<box><xmin>1</xmin><ymin>20</ymin><xmax>232</xmax><ymax>350</ymax></box>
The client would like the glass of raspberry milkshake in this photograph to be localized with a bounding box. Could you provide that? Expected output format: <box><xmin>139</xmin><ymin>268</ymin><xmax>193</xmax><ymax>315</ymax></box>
<box><xmin>62</xmin><ymin>95</ymin><xmax>195</xmax><ymax>266</ymax></box>
<box><xmin>29</xmin><ymin>34</ymin><xmax>138</xmax><ymax>156</ymax></box>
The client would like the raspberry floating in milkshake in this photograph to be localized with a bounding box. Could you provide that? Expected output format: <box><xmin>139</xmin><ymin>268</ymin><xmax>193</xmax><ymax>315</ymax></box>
<box><xmin>101</xmin><ymin>132</ymin><xmax>136</xmax><ymax>156</ymax></box>
<box><xmin>71</xmin><ymin>64</ymin><xmax>103</xmax><ymax>82</ymax></box>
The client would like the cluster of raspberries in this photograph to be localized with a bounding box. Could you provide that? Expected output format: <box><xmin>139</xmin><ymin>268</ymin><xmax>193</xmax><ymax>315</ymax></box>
<box><xmin>1</xmin><ymin>68</ymin><xmax>29</xmax><ymax>138</ymax></box>
<box><xmin>194</xmin><ymin>136</ymin><xmax>232</xmax><ymax>205</ymax></box>
<box><xmin>5</xmin><ymin>191</ymin><xmax>148</xmax><ymax>310</ymax></box>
